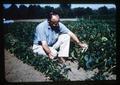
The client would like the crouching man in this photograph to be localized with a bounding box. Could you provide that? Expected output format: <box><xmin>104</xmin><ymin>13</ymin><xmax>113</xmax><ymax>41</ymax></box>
<box><xmin>32</xmin><ymin>11</ymin><xmax>88</xmax><ymax>64</ymax></box>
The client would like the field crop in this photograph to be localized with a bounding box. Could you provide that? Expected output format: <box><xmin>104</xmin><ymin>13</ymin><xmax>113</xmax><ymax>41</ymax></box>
<box><xmin>4</xmin><ymin>18</ymin><xmax>116</xmax><ymax>80</ymax></box>
<box><xmin>64</xmin><ymin>19</ymin><xmax>116</xmax><ymax>80</ymax></box>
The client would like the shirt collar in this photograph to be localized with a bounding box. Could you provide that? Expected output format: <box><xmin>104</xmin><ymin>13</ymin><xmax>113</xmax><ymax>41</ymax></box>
<box><xmin>46</xmin><ymin>20</ymin><xmax>51</xmax><ymax>29</ymax></box>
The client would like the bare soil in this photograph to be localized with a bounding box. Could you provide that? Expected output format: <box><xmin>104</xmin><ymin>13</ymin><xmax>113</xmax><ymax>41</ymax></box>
<box><xmin>5</xmin><ymin>49</ymin><xmax>51</xmax><ymax>82</ymax></box>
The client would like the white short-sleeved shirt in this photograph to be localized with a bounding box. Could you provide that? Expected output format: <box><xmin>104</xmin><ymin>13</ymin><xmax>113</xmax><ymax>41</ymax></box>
<box><xmin>33</xmin><ymin>20</ymin><xmax>70</xmax><ymax>46</ymax></box>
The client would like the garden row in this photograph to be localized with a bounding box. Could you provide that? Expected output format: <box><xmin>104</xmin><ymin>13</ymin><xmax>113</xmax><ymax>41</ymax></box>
<box><xmin>4</xmin><ymin>18</ymin><xmax>116</xmax><ymax>80</ymax></box>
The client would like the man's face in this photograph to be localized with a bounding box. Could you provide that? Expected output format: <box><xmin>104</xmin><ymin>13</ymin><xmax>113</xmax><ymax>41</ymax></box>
<box><xmin>49</xmin><ymin>15</ymin><xmax>60</xmax><ymax>29</ymax></box>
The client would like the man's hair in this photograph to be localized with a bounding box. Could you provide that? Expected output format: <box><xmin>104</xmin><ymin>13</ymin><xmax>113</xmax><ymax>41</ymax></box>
<box><xmin>47</xmin><ymin>11</ymin><xmax>59</xmax><ymax>21</ymax></box>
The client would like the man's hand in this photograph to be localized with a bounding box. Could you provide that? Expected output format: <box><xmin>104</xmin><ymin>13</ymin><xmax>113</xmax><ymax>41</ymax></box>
<box><xmin>68</xmin><ymin>31</ymin><xmax>88</xmax><ymax>50</ymax></box>
<box><xmin>48</xmin><ymin>52</ymin><xmax>55</xmax><ymax>59</ymax></box>
<box><xmin>79</xmin><ymin>43</ymin><xmax>88</xmax><ymax>48</ymax></box>
<box><xmin>79</xmin><ymin>42</ymin><xmax>88</xmax><ymax>52</ymax></box>
<box><xmin>41</xmin><ymin>41</ymin><xmax>55</xmax><ymax>59</ymax></box>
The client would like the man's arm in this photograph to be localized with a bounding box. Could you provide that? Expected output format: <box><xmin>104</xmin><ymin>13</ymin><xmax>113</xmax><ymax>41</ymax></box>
<box><xmin>41</xmin><ymin>41</ymin><xmax>54</xmax><ymax>59</ymax></box>
<box><xmin>68</xmin><ymin>31</ymin><xmax>85</xmax><ymax>48</ymax></box>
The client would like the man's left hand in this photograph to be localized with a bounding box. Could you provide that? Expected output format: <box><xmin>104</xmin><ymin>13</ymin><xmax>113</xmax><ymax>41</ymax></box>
<box><xmin>79</xmin><ymin>43</ymin><xmax>88</xmax><ymax>48</ymax></box>
<box><xmin>79</xmin><ymin>43</ymin><xmax>88</xmax><ymax>52</ymax></box>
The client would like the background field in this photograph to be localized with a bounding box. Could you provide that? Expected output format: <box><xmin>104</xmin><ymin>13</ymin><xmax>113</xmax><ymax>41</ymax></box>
<box><xmin>4</xmin><ymin>18</ymin><xmax>116</xmax><ymax>81</ymax></box>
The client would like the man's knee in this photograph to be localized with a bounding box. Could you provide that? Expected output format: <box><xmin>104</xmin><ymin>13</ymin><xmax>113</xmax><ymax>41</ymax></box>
<box><xmin>65</xmin><ymin>34</ymin><xmax>70</xmax><ymax>39</ymax></box>
<box><xmin>59</xmin><ymin>34</ymin><xmax>70</xmax><ymax>40</ymax></box>
<box><xmin>32</xmin><ymin>45</ymin><xmax>46</xmax><ymax>56</ymax></box>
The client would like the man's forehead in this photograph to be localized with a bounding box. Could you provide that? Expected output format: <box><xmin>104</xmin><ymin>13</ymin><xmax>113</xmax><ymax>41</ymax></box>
<box><xmin>51</xmin><ymin>15</ymin><xmax>60</xmax><ymax>22</ymax></box>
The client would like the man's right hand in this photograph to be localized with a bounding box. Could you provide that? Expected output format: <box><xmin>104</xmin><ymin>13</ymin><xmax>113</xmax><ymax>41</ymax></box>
<box><xmin>41</xmin><ymin>41</ymin><xmax>54</xmax><ymax>59</ymax></box>
<box><xmin>48</xmin><ymin>52</ymin><xmax>55</xmax><ymax>59</ymax></box>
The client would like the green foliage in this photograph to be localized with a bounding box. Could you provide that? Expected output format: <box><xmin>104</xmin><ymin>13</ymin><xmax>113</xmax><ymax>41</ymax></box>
<box><xmin>4</xmin><ymin>18</ymin><xmax>116</xmax><ymax>80</ymax></box>
<box><xmin>4</xmin><ymin>22</ymin><xmax>68</xmax><ymax>81</ymax></box>
<box><xmin>64</xmin><ymin>19</ymin><xmax>116</xmax><ymax>75</ymax></box>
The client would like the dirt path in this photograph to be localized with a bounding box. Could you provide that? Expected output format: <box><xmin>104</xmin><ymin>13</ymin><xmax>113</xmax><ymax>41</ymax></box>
<box><xmin>63</xmin><ymin>60</ymin><xmax>99</xmax><ymax>81</ymax></box>
<box><xmin>5</xmin><ymin>49</ymin><xmax>51</xmax><ymax>82</ymax></box>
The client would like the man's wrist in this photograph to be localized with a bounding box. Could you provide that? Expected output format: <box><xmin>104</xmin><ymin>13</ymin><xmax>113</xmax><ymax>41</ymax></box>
<box><xmin>48</xmin><ymin>53</ymin><xmax>52</xmax><ymax>58</ymax></box>
<box><xmin>77</xmin><ymin>41</ymin><xmax>82</xmax><ymax>46</ymax></box>
<box><xmin>47</xmin><ymin>52</ymin><xmax>51</xmax><ymax>56</ymax></box>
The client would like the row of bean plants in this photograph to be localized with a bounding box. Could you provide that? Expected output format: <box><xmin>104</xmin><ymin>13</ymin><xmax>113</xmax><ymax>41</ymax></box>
<box><xmin>4</xmin><ymin>18</ymin><xmax>116</xmax><ymax>80</ymax></box>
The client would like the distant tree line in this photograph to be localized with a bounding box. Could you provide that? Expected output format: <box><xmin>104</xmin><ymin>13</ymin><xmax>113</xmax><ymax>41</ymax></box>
<box><xmin>3</xmin><ymin>4</ymin><xmax>116</xmax><ymax>20</ymax></box>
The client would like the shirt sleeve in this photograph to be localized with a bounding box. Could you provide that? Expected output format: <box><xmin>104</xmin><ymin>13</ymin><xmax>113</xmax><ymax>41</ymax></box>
<box><xmin>59</xmin><ymin>22</ymin><xmax>71</xmax><ymax>34</ymax></box>
<box><xmin>36</xmin><ymin>24</ymin><xmax>47</xmax><ymax>42</ymax></box>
